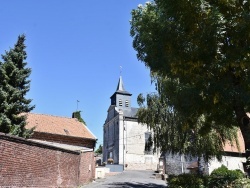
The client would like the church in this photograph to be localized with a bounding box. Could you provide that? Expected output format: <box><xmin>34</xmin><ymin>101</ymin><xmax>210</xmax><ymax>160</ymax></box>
<box><xmin>103</xmin><ymin>76</ymin><xmax>160</xmax><ymax>170</ymax></box>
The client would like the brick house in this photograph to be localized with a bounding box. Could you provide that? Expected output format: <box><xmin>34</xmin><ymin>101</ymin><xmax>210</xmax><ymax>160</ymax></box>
<box><xmin>103</xmin><ymin>76</ymin><xmax>160</xmax><ymax>170</ymax></box>
<box><xmin>0</xmin><ymin>113</ymin><xmax>97</xmax><ymax>187</ymax></box>
<box><xmin>25</xmin><ymin>113</ymin><xmax>96</xmax><ymax>149</ymax></box>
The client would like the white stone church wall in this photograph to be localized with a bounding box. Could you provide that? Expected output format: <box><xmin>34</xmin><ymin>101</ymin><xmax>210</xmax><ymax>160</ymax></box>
<box><xmin>103</xmin><ymin>112</ymin><xmax>120</xmax><ymax>164</ymax></box>
<box><xmin>122</xmin><ymin>120</ymin><xmax>159</xmax><ymax>170</ymax></box>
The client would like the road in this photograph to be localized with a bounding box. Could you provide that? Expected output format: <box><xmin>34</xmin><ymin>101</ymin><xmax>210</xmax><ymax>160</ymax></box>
<box><xmin>82</xmin><ymin>170</ymin><xmax>167</xmax><ymax>188</ymax></box>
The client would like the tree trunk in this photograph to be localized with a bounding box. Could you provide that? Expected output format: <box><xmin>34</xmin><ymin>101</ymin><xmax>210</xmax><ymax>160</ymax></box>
<box><xmin>232</xmin><ymin>69</ymin><xmax>250</xmax><ymax>153</ymax></box>
<box><xmin>234</xmin><ymin>105</ymin><xmax>250</xmax><ymax>153</ymax></box>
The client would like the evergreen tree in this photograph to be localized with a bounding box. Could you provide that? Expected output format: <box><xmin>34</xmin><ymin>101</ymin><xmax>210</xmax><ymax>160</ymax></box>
<box><xmin>0</xmin><ymin>34</ymin><xmax>35</xmax><ymax>138</ymax></box>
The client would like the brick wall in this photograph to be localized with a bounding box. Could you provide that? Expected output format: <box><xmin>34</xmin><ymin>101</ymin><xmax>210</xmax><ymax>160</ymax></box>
<box><xmin>79</xmin><ymin>151</ymin><xmax>95</xmax><ymax>184</ymax></box>
<box><xmin>0</xmin><ymin>133</ymin><xmax>95</xmax><ymax>187</ymax></box>
<box><xmin>32</xmin><ymin>132</ymin><xmax>96</xmax><ymax>148</ymax></box>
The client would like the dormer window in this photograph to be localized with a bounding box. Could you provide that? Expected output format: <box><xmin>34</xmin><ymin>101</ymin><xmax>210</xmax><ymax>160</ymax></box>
<box><xmin>125</xmin><ymin>100</ymin><xmax>129</xmax><ymax>107</ymax></box>
<box><xmin>119</xmin><ymin>99</ymin><xmax>122</xmax><ymax>106</ymax></box>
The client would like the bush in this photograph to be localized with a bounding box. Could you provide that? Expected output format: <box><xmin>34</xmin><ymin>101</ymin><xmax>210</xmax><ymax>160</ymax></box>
<box><xmin>167</xmin><ymin>166</ymin><xmax>247</xmax><ymax>188</ymax></box>
<box><xmin>208</xmin><ymin>165</ymin><xmax>245</xmax><ymax>188</ymax></box>
<box><xmin>232</xmin><ymin>178</ymin><xmax>250</xmax><ymax>188</ymax></box>
<box><xmin>168</xmin><ymin>174</ymin><xmax>206</xmax><ymax>188</ymax></box>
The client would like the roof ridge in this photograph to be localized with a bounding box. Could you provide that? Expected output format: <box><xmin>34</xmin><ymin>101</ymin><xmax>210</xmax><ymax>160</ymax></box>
<box><xmin>26</xmin><ymin>112</ymin><xmax>72</xmax><ymax>119</ymax></box>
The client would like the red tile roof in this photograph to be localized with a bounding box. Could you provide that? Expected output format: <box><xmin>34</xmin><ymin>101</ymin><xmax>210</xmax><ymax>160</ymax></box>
<box><xmin>223</xmin><ymin>129</ymin><xmax>245</xmax><ymax>153</ymax></box>
<box><xmin>25</xmin><ymin>113</ymin><xmax>96</xmax><ymax>140</ymax></box>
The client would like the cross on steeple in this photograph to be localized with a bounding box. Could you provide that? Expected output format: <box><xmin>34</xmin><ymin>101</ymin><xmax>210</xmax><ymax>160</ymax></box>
<box><xmin>120</xmin><ymin>66</ymin><xmax>122</xmax><ymax>76</ymax></box>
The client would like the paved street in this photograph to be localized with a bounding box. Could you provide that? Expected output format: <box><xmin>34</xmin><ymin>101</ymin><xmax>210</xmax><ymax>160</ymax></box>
<box><xmin>82</xmin><ymin>170</ymin><xmax>167</xmax><ymax>188</ymax></box>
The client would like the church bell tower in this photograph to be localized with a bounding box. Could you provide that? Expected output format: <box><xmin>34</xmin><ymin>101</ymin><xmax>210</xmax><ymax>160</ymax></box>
<box><xmin>110</xmin><ymin>76</ymin><xmax>132</xmax><ymax>110</ymax></box>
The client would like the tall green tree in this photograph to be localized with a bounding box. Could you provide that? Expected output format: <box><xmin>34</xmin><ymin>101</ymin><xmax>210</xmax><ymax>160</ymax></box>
<box><xmin>137</xmin><ymin>77</ymin><xmax>239</xmax><ymax>162</ymax></box>
<box><xmin>131</xmin><ymin>1</ymin><xmax>250</xmax><ymax>151</ymax></box>
<box><xmin>0</xmin><ymin>35</ymin><xmax>35</xmax><ymax>138</ymax></box>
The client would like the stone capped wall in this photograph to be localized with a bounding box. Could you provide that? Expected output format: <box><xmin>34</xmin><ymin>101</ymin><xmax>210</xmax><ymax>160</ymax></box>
<box><xmin>0</xmin><ymin>133</ymin><xmax>94</xmax><ymax>187</ymax></box>
<box><xmin>164</xmin><ymin>153</ymin><xmax>197</xmax><ymax>175</ymax></box>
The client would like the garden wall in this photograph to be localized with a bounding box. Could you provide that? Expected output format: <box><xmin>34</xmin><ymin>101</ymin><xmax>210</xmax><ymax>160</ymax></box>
<box><xmin>79</xmin><ymin>151</ymin><xmax>95</xmax><ymax>184</ymax></box>
<box><xmin>0</xmin><ymin>133</ymin><xmax>95</xmax><ymax>187</ymax></box>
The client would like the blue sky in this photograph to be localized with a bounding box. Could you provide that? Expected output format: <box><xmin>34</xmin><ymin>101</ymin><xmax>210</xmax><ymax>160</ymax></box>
<box><xmin>0</xmin><ymin>1</ymin><xmax>155</xmax><ymax>147</ymax></box>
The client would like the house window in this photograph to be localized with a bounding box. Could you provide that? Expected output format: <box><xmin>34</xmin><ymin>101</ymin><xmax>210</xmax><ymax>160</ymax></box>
<box><xmin>119</xmin><ymin>99</ymin><xmax>122</xmax><ymax>106</ymax></box>
<box><xmin>125</xmin><ymin>100</ymin><xmax>129</xmax><ymax>107</ymax></box>
<box><xmin>144</xmin><ymin>132</ymin><xmax>153</xmax><ymax>155</ymax></box>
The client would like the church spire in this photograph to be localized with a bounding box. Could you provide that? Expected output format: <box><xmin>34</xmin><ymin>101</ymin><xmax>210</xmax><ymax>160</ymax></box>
<box><xmin>116</xmin><ymin>76</ymin><xmax>125</xmax><ymax>91</ymax></box>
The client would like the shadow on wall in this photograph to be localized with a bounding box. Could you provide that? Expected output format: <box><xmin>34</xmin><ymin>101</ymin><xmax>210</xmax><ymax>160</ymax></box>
<box><xmin>104</xmin><ymin>182</ymin><xmax>167</xmax><ymax>188</ymax></box>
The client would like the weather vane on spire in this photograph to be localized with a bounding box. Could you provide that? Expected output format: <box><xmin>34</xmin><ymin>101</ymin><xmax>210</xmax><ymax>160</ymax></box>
<box><xmin>120</xmin><ymin>66</ymin><xmax>122</xmax><ymax>76</ymax></box>
<box><xmin>76</xmin><ymin>100</ymin><xmax>80</xmax><ymax>111</ymax></box>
